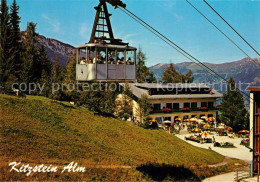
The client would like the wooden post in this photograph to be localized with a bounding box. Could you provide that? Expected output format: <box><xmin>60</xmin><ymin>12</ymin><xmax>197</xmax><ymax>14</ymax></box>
<box><xmin>76</xmin><ymin>48</ymin><xmax>79</xmax><ymax>64</ymax></box>
<box><xmin>115</xmin><ymin>49</ymin><xmax>117</xmax><ymax>64</ymax></box>
<box><xmin>257</xmin><ymin>154</ymin><xmax>260</xmax><ymax>182</ymax></box>
<box><xmin>124</xmin><ymin>50</ymin><xmax>126</xmax><ymax>80</ymax></box>
<box><xmin>236</xmin><ymin>169</ymin><xmax>238</xmax><ymax>182</ymax></box>
<box><xmin>86</xmin><ymin>47</ymin><xmax>88</xmax><ymax>63</ymax></box>
<box><xmin>95</xmin><ymin>47</ymin><xmax>97</xmax><ymax>80</ymax></box>
<box><xmin>106</xmin><ymin>48</ymin><xmax>108</xmax><ymax>79</ymax></box>
<box><xmin>134</xmin><ymin>50</ymin><xmax>136</xmax><ymax>81</ymax></box>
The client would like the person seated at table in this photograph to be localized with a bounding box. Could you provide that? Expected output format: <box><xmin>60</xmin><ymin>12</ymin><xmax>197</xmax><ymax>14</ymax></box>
<box><xmin>93</xmin><ymin>54</ymin><xmax>101</xmax><ymax>64</ymax></box>
<box><xmin>80</xmin><ymin>57</ymin><xmax>86</xmax><ymax>64</ymax></box>
<box><xmin>127</xmin><ymin>57</ymin><xmax>133</xmax><ymax>65</ymax></box>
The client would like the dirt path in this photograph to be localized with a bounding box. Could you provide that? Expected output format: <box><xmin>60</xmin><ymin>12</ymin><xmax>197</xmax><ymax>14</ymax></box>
<box><xmin>208</xmin><ymin>156</ymin><xmax>231</xmax><ymax>168</ymax></box>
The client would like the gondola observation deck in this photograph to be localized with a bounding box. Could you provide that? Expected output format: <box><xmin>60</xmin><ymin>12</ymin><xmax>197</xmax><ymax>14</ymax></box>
<box><xmin>76</xmin><ymin>43</ymin><xmax>136</xmax><ymax>82</ymax></box>
<box><xmin>76</xmin><ymin>0</ymin><xmax>137</xmax><ymax>82</ymax></box>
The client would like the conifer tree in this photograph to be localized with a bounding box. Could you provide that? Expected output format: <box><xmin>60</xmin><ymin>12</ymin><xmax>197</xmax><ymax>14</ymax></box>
<box><xmin>64</xmin><ymin>54</ymin><xmax>76</xmax><ymax>84</ymax></box>
<box><xmin>115</xmin><ymin>93</ymin><xmax>133</xmax><ymax>120</ymax></box>
<box><xmin>136</xmin><ymin>94</ymin><xmax>151</xmax><ymax>124</ymax></box>
<box><xmin>21</xmin><ymin>22</ymin><xmax>39</xmax><ymax>84</ymax></box>
<box><xmin>38</xmin><ymin>45</ymin><xmax>52</xmax><ymax>96</ymax></box>
<box><xmin>162</xmin><ymin>64</ymin><xmax>181</xmax><ymax>83</ymax></box>
<box><xmin>136</xmin><ymin>48</ymin><xmax>156</xmax><ymax>83</ymax></box>
<box><xmin>39</xmin><ymin>70</ymin><xmax>51</xmax><ymax>97</ymax></box>
<box><xmin>52</xmin><ymin>56</ymin><xmax>63</xmax><ymax>83</ymax></box>
<box><xmin>162</xmin><ymin>63</ymin><xmax>193</xmax><ymax>83</ymax></box>
<box><xmin>221</xmin><ymin>77</ymin><xmax>249</xmax><ymax>132</ymax></box>
<box><xmin>51</xmin><ymin>56</ymin><xmax>64</xmax><ymax>100</ymax></box>
<box><xmin>10</xmin><ymin>0</ymin><xmax>21</xmax><ymax>80</ymax></box>
<box><xmin>101</xmin><ymin>83</ymin><xmax>119</xmax><ymax>115</ymax></box>
<box><xmin>0</xmin><ymin>0</ymin><xmax>14</xmax><ymax>92</ymax></box>
<box><xmin>38</xmin><ymin>45</ymin><xmax>52</xmax><ymax>75</ymax></box>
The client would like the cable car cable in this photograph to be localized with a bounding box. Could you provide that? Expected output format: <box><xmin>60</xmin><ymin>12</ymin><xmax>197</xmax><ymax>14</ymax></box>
<box><xmin>119</xmin><ymin>7</ymin><xmax>253</xmax><ymax>103</ymax></box>
<box><xmin>119</xmin><ymin>8</ymin><xmax>219</xmax><ymax>82</ymax></box>
<box><xmin>121</xmin><ymin>7</ymin><xmax>227</xmax><ymax>83</ymax></box>
<box><xmin>186</xmin><ymin>0</ymin><xmax>260</xmax><ymax>68</ymax></box>
<box><xmin>119</xmin><ymin>7</ymin><xmax>252</xmax><ymax>102</ymax></box>
<box><xmin>203</xmin><ymin>0</ymin><xmax>260</xmax><ymax>57</ymax></box>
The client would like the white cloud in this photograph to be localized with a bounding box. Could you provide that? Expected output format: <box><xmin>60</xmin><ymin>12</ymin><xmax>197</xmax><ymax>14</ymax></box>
<box><xmin>160</xmin><ymin>1</ymin><xmax>184</xmax><ymax>22</ymax></box>
<box><xmin>161</xmin><ymin>0</ymin><xmax>176</xmax><ymax>11</ymax></box>
<box><xmin>42</xmin><ymin>14</ymin><xmax>60</xmax><ymax>33</ymax></box>
<box><xmin>173</xmin><ymin>13</ymin><xmax>184</xmax><ymax>22</ymax></box>
<box><xmin>79</xmin><ymin>23</ymin><xmax>91</xmax><ymax>40</ymax></box>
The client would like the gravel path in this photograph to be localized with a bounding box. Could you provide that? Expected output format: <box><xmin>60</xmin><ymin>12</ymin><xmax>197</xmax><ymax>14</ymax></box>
<box><xmin>176</xmin><ymin>134</ymin><xmax>251</xmax><ymax>162</ymax></box>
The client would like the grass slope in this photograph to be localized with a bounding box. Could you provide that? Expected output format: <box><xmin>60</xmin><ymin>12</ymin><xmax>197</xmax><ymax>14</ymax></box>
<box><xmin>0</xmin><ymin>94</ymin><xmax>229</xmax><ymax>181</ymax></box>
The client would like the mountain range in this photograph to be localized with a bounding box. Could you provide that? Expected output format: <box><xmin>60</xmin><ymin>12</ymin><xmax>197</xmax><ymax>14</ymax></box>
<box><xmin>150</xmin><ymin>58</ymin><xmax>260</xmax><ymax>86</ymax></box>
<box><xmin>37</xmin><ymin>35</ymin><xmax>75</xmax><ymax>67</ymax></box>
<box><xmin>39</xmin><ymin>34</ymin><xmax>260</xmax><ymax>89</ymax></box>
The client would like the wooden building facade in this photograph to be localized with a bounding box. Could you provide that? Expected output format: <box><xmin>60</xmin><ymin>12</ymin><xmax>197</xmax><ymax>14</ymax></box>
<box><xmin>249</xmin><ymin>87</ymin><xmax>260</xmax><ymax>177</ymax></box>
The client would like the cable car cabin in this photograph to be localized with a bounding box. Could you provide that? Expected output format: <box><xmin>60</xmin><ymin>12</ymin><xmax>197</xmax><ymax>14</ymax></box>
<box><xmin>76</xmin><ymin>0</ymin><xmax>137</xmax><ymax>82</ymax></box>
<box><xmin>76</xmin><ymin>44</ymin><xmax>136</xmax><ymax>82</ymax></box>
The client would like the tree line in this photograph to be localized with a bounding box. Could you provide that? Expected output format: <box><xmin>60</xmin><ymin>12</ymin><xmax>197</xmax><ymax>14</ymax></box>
<box><xmin>0</xmin><ymin>0</ymin><xmax>248</xmax><ymax>131</ymax></box>
<box><xmin>0</xmin><ymin>0</ymin><xmax>53</xmax><ymax>94</ymax></box>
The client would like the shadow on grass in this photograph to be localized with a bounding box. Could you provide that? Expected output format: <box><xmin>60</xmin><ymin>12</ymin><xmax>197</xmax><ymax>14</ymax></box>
<box><xmin>136</xmin><ymin>163</ymin><xmax>200</xmax><ymax>181</ymax></box>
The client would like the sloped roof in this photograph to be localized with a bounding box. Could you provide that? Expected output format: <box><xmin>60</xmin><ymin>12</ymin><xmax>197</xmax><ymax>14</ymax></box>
<box><xmin>120</xmin><ymin>83</ymin><xmax>222</xmax><ymax>100</ymax></box>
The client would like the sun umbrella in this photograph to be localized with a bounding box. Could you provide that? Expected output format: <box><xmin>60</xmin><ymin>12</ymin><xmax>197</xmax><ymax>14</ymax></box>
<box><xmin>197</xmin><ymin>119</ymin><xmax>204</xmax><ymax>123</ymax></box>
<box><xmin>190</xmin><ymin>118</ymin><xmax>197</xmax><ymax>122</ymax></box>
<box><xmin>201</xmin><ymin>131</ymin><xmax>210</xmax><ymax>137</ymax></box>
<box><xmin>217</xmin><ymin>125</ymin><xmax>224</xmax><ymax>129</ymax></box>
<box><xmin>201</xmin><ymin>116</ymin><xmax>208</xmax><ymax>119</ymax></box>
<box><xmin>204</xmin><ymin>124</ymin><xmax>211</xmax><ymax>128</ymax></box>
<box><xmin>192</xmin><ymin>128</ymin><xmax>201</xmax><ymax>132</ymax></box>
<box><xmin>162</xmin><ymin>120</ymin><xmax>172</xmax><ymax>124</ymax></box>
<box><xmin>225</xmin><ymin>126</ymin><xmax>233</xmax><ymax>131</ymax></box>
<box><xmin>175</xmin><ymin>117</ymin><xmax>182</xmax><ymax>121</ymax></box>
<box><xmin>207</xmin><ymin>117</ymin><xmax>215</xmax><ymax>122</ymax></box>
<box><xmin>238</xmin><ymin>130</ymin><xmax>249</xmax><ymax>134</ymax></box>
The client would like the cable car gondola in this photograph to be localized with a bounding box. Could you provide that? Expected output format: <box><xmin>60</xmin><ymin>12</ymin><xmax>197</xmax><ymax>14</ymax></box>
<box><xmin>76</xmin><ymin>0</ymin><xmax>137</xmax><ymax>82</ymax></box>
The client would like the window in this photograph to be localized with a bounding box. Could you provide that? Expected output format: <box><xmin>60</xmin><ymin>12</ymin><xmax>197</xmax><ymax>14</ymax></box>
<box><xmin>191</xmin><ymin>115</ymin><xmax>197</xmax><ymax>118</ymax></box>
<box><xmin>201</xmin><ymin>102</ymin><xmax>207</xmax><ymax>107</ymax></box>
<box><xmin>156</xmin><ymin>117</ymin><xmax>162</xmax><ymax>123</ymax></box>
<box><xmin>153</xmin><ymin>103</ymin><xmax>161</xmax><ymax>110</ymax></box>
<box><xmin>184</xmin><ymin>102</ymin><xmax>190</xmax><ymax>108</ymax></box>
<box><xmin>191</xmin><ymin>102</ymin><xmax>197</xmax><ymax>109</ymax></box>
<box><xmin>166</xmin><ymin>103</ymin><xmax>172</xmax><ymax>109</ymax></box>
<box><xmin>172</xmin><ymin>103</ymin><xmax>179</xmax><ymax>109</ymax></box>
<box><xmin>107</xmin><ymin>49</ymin><xmax>116</xmax><ymax>64</ymax></box>
<box><xmin>86</xmin><ymin>47</ymin><xmax>94</xmax><ymax>64</ymax></box>
<box><xmin>79</xmin><ymin>48</ymin><xmax>87</xmax><ymax>64</ymax></box>
<box><xmin>164</xmin><ymin>117</ymin><xmax>171</xmax><ymax>121</ymax></box>
<box><xmin>208</xmin><ymin>102</ymin><xmax>214</xmax><ymax>108</ymax></box>
<box><xmin>96</xmin><ymin>47</ymin><xmax>106</xmax><ymax>64</ymax></box>
<box><xmin>117</xmin><ymin>51</ymin><xmax>125</xmax><ymax>64</ymax></box>
<box><xmin>126</xmin><ymin>51</ymin><xmax>135</xmax><ymax>65</ymax></box>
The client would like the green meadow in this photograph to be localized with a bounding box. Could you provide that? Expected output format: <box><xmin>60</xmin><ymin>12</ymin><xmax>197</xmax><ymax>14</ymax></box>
<box><xmin>0</xmin><ymin>95</ymin><xmax>246</xmax><ymax>181</ymax></box>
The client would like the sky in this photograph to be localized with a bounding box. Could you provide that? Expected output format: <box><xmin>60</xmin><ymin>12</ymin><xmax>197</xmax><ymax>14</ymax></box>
<box><xmin>9</xmin><ymin>0</ymin><xmax>260</xmax><ymax>66</ymax></box>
